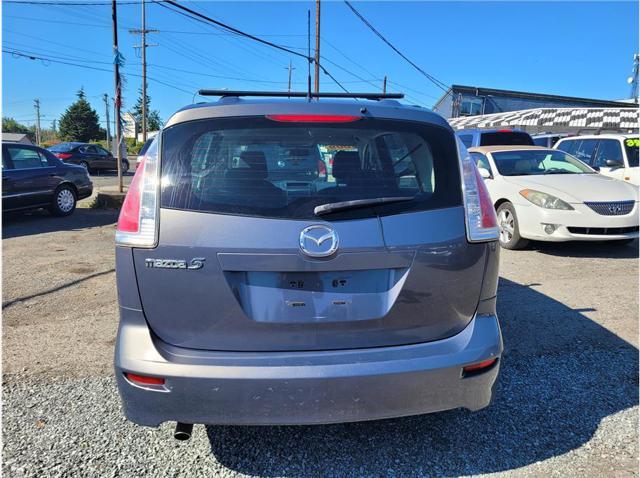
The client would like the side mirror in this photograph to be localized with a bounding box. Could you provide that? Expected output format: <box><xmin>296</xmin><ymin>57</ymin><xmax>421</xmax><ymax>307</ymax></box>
<box><xmin>478</xmin><ymin>167</ymin><xmax>492</xmax><ymax>179</ymax></box>
<box><xmin>605</xmin><ymin>159</ymin><xmax>624</xmax><ymax>168</ymax></box>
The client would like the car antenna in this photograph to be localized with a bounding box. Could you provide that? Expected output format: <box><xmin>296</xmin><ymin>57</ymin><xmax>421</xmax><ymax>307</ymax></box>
<box><xmin>307</xmin><ymin>9</ymin><xmax>312</xmax><ymax>102</ymax></box>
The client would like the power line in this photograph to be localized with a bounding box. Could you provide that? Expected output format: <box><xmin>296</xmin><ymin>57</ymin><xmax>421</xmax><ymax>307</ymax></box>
<box><xmin>3</xmin><ymin>48</ymin><xmax>194</xmax><ymax>95</ymax></box>
<box><xmin>343</xmin><ymin>1</ymin><xmax>451</xmax><ymax>96</ymax></box>
<box><xmin>5</xmin><ymin>1</ymin><xmax>146</xmax><ymax>4</ymax></box>
<box><xmin>152</xmin><ymin>0</ymin><xmax>353</xmax><ymax>96</ymax></box>
<box><xmin>152</xmin><ymin>0</ymin><xmax>308</xmax><ymax>60</ymax></box>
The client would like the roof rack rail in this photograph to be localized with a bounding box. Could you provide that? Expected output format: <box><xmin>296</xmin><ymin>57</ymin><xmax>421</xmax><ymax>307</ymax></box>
<box><xmin>197</xmin><ymin>90</ymin><xmax>404</xmax><ymax>100</ymax></box>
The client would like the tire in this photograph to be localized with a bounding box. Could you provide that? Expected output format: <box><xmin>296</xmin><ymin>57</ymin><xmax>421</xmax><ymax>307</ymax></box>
<box><xmin>49</xmin><ymin>185</ymin><xmax>77</xmax><ymax>217</ymax></box>
<box><xmin>496</xmin><ymin>202</ymin><xmax>529</xmax><ymax>250</ymax></box>
<box><xmin>79</xmin><ymin>161</ymin><xmax>90</xmax><ymax>173</ymax></box>
<box><xmin>121</xmin><ymin>160</ymin><xmax>129</xmax><ymax>174</ymax></box>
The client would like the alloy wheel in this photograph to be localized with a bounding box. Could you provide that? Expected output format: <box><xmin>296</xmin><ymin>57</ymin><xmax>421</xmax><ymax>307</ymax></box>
<box><xmin>498</xmin><ymin>209</ymin><xmax>514</xmax><ymax>244</ymax></box>
<box><xmin>57</xmin><ymin>189</ymin><xmax>75</xmax><ymax>213</ymax></box>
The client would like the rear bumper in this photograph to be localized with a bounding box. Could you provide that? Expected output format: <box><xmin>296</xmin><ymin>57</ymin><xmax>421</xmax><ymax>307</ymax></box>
<box><xmin>115</xmin><ymin>308</ymin><xmax>502</xmax><ymax>427</ymax></box>
<box><xmin>77</xmin><ymin>184</ymin><xmax>93</xmax><ymax>200</ymax></box>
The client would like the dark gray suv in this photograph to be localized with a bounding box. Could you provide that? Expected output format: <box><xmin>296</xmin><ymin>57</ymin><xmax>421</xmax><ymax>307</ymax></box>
<box><xmin>114</xmin><ymin>92</ymin><xmax>503</xmax><ymax>439</ymax></box>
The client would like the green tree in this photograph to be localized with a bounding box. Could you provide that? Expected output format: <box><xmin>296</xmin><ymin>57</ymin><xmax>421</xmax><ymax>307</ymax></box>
<box><xmin>2</xmin><ymin>117</ymin><xmax>35</xmax><ymax>141</ymax></box>
<box><xmin>58</xmin><ymin>88</ymin><xmax>101</xmax><ymax>142</ymax></box>
<box><xmin>130</xmin><ymin>88</ymin><xmax>162</xmax><ymax>132</ymax></box>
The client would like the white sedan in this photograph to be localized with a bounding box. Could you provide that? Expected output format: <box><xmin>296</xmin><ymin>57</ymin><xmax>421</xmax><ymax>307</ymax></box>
<box><xmin>468</xmin><ymin>146</ymin><xmax>639</xmax><ymax>249</ymax></box>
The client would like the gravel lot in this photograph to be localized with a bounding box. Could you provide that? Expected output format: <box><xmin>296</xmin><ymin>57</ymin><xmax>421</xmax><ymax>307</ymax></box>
<box><xmin>2</xmin><ymin>209</ymin><xmax>638</xmax><ymax>477</ymax></box>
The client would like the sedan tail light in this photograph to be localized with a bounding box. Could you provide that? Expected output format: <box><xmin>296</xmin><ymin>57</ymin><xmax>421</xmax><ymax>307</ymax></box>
<box><xmin>457</xmin><ymin>140</ymin><xmax>499</xmax><ymax>242</ymax></box>
<box><xmin>55</xmin><ymin>153</ymin><xmax>73</xmax><ymax>160</ymax></box>
<box><xmin>115</xmin><ymin>137</ymin><xmax>159</xmax><ymax>247</ymax></box>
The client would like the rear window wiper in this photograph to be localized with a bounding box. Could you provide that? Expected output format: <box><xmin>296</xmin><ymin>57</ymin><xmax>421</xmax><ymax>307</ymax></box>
<box><xmin>314</xmin><ymin>196</ymin><xmax>415</xmax><ymax>216</ymax></box>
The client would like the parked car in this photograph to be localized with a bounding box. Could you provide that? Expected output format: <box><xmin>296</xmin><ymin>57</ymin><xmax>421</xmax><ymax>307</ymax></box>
<box><xmin>456</xmin><ymin>128</ymin><xmax>534</xmax><ymax>148</ymax></box>
<box><xmin>531</xmin><ymin>132</ymin><xmax>570</xmax><ymax>148</ymax></box>
<box><xmin>114</xmin><ymin>92</ymin><xmax>503</xmax><ymax>439</ymax></box>
<box><xmin>2</xmin><ymin>142</ymin><xmax>93</xmax><ymax>216</ymax></box>
<box><xmin>48</xmin><ymin>142</ymin><xmax>130</xmax><ymax>174</ymax></box>
<box><xmin>554</xmin><ymin>134</ymin><xmax>639</xmax><ymax>185</ymax></box>
<box><xmin>469</xmin><ymin>145</ymin><xmax>639</xmax><ymax>249</ymax></box>
<box><xmin>135</xmin><ymin>137</ymin><xmax>156</xmax><ymax>169</ymax></box>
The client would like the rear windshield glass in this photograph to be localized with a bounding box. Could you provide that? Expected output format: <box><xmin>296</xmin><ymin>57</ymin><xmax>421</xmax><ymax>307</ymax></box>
<box><xmin>160</xmin><ymin>117</ymin><xmax>461</xmax><ymax>219</ymax></box>
<box><xmin>480</xmin><ymin>132</ymin><xmax>534</xmax><ymax>146</ymax></box>
<box><xmin>624</xmin><ymin>138</ymin><xmax>639</xmax><ymax>167</ymax></box>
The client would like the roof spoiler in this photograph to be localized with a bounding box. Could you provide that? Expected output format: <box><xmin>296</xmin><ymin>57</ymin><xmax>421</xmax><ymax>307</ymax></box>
<box><xmin>197</xmin><ymin>90</ymin><xmax>404</xmax><ymax>100</ymax></box>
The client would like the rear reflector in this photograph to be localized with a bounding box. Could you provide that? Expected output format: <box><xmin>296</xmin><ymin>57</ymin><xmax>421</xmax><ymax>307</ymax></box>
<box><xmin>124</xmin><ymin>373</ymin><xmax>165</xmax><ymax>386</ymax></box>
<box><xmin>463</xmin><ymin>358</ymin><xmax>498</xmax><ymax>374</ymax></box>
<box><xmin>266</xmin><ymin>114</ymin><xmax>361</xmax><ymax>123</ymax></box>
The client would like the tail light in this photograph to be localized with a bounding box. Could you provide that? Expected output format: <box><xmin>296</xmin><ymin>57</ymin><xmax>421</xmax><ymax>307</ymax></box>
<box><xmin>55</xmin><ymin>153</ymin><xmax>73</xmax><ymax>160</ymax></box>
<box><xmin>457</xmin><ymin>139</ymin><xmax>499</xmax><ymax>242</ymax></box>
<box><xmin>115</xmin><ymin>137</ymin><xmax>159</xmax><ymax>247</ymax></box>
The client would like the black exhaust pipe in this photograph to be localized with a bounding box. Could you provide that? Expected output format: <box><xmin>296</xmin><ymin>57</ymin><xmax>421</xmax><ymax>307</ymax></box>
<box><xmin>174</xmin><ymin>422</ymin><xmax>193</xmax><ymax>441</ymax></box>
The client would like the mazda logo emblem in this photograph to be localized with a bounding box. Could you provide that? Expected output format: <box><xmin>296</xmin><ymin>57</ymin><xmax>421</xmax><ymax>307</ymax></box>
<box><xmin>299</xmin><ymin>225</ymin><xmax>339</xmax><ymax>257</ymax></box>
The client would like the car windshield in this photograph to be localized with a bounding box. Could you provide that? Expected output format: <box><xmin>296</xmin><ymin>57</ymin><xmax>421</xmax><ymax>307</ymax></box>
<box><xmin>624</xmin><ymin>138</ymin><xmax>639</xmax><ymax>167</ymax></box>
<box><xmin>160</xmin><ymin>116</ymin><xmax>462</xmax><ymax>220</ymax></box>
<box><xmin>48</xmin><ymin>142</ymin><xmax>76</xmax><ymax>152</ymax></box>
<box><xmin>491</xmin><ymin>150</ymin><xmax>594</xmax><ymax>176</ymax></box>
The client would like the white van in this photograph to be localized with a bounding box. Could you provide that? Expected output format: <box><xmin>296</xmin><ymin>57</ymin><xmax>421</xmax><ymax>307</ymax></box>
<box><xmin>554</xmin><ymin>135</ymin><xmax>639</xmax><ymax>186</ymax></box>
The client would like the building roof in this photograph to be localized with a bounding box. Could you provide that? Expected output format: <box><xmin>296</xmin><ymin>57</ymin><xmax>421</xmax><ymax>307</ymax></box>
<box><xmin>3</xmin><ymin>132</ymin><xmax>31</xmax><ymax>143</ymax></box>
<box><xmin>434</xmin><ymin>84</ymin><xmax>635</xmax><ymax>110</ymax></box>
<box><xmin>448</xmin><ymin>107</ymin><xmax>639</xmax><ymax>131</ymax></box>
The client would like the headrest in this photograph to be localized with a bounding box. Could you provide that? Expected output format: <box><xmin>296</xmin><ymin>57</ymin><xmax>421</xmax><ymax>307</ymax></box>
<box><xmin>332</xmin><ymin>151</ymin><xmax>361</xmax><ymax>181</ymax></box>
<box><xmin>226</xmin><ymin>151</ymin><xmax>268</xmax><ymax>180</ymax></box>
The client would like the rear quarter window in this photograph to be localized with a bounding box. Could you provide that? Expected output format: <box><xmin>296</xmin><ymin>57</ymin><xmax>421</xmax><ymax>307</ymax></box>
<box><xmin>160</xmin><ymin>116</ymin><xmax>462</xmax><ymax>220</ymax></box>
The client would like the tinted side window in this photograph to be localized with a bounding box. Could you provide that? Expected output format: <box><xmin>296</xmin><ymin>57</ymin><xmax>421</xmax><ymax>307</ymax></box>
<box><xmin>572</xmin><ymin>139</ymin><xmax>599</xmax><ymax>165</ymax></box>
<box><xmin>556</xmin><ymin>139</ymin><xmax>578</xmax><ymax>155</ymax></box>
<box><xmin>593</xmin><ymin>139</ymin><xmax>623</xmax><ymax>168</ymax></box>
<box><xmin>6</xmin><ymin>146</ymin><xmax>49</xmax><ymax>169</ymax></box>
<box><xmin>532</xmin><ymin>137</ymin><xmax>548</xmax><ymax>147</ymax></box>
<box><xmin>458</xmin><ymin>134</ymin><xmax>473</xmax><ymax>148</ymax></box>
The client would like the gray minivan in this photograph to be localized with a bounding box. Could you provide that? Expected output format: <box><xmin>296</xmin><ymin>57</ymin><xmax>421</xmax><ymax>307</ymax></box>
<box><xmin>114</xmin><ymin>92</ymin><xmax>503</xmax><ymax>439</ymax></box>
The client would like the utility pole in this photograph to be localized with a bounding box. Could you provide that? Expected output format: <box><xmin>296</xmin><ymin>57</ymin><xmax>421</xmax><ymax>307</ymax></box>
<box><xmin>383</xmin><ymin>76</ymin><xmax>387</xmax><ymax>94</ymax></box>
<box><xmin>286</xmin><ymin>60</ymin><xmax>296</xmax><ymax>93</ymax></box>
<box><xmin>129</xmin><ymin>0</ymin><xmax>158</xmax><ymax>143</ymax></box>
<box><xmin>112</xmin><ymin>0</ymin><xmax>123</xmax><ymax>193</ymax></box>
<box><xmin>314</xmin><ymin>0</ymin><xmax>320</xmax><ymax>94</ymax></box>
<box><xmin>103</xmin><ymin>94</ymin><xmax>111</xmax><ymax>151</ymax></box>
<box><xmin>34</xmin><ymin>99</ymin><xmax>41</xmax><ymax>146</ymax></box>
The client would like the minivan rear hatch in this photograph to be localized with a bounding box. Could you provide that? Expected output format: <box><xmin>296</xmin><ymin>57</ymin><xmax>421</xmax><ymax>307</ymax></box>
<box><xmin>133</xmin><ymin>114</ymin><xmax>489</xmax><ymax>351</ymax></box>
